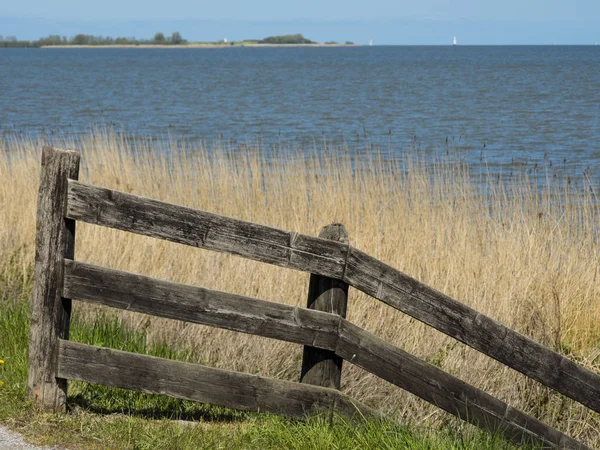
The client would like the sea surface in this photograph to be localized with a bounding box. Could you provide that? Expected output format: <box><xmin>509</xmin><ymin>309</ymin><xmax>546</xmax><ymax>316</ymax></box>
<box><xmin>1</xmin><ymin>46</ymin><xmax>599</xmax><ymax>183</ymax></box>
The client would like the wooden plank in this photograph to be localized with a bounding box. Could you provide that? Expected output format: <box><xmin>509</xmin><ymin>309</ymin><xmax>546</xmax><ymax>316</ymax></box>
<box><xmin>28</xmin><ymin>147</ymin><xmax>80</xmax><ymax>412</ymax></box>
<box><xmin>63</xmin><ymin>259</ymin><xmax>341</xmax><ymax>351</ymax></box>
<box><xmin>65</xmin><ymin>179</ymin><xmax>600</xmax><ymax>414</ymax></box>
<box><xmin>336</xmin><ymin>321</ymin><xmax>588</xmax><ymax>450</ymax></box>
<box><xmin>66</xmin><ymin>180</ymin><xmax>348</xmax><ymax>280</ymax></box>
<box><xmin>57</xmin><ymin>340</ymin><xmax>372</xmax><ymax>421</ymax></box>
<box><xmin>343</xmin><ymin>248</ymin><xmax>600</xmax><ymax>415</ymax></box>
<box><xmin>301</xmin><ymin>224</ymin><xmax>349</xmax><ymax>389</ymax></box>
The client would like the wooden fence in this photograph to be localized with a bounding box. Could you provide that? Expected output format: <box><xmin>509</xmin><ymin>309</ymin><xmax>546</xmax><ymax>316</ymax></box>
<box><xmin>27</xmin><ymin>147</ymin><xmax>598</xmax><ymax>449</ymax></box>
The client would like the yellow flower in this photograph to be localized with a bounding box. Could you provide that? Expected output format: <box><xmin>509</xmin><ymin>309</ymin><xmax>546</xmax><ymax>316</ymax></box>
<box><xmin>0</xmin><ymin>360</ymin><xmax>4</xmax><ymax>365</ymax></box>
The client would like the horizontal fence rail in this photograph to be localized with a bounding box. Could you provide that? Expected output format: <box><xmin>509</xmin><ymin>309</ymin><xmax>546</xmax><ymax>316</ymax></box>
<box><xmin>57</xmin><ymin>340</ymin><xmax>371</xmax><ymax>420</ymax></box>
<box><xmin>63</xmin><ymin>259</ymin><xmax>340</xmax><ymax>351</ymax></box>
<box><xmin>67</xmin><ymin>180</ymin><xmax>347</xmax><ymax>279</ymax></box>
<box><xmin>63</xmin><ymin>260</ymin><xmax>587</xmax><ymax>449</ymax></box>
<box><xmin>66</xmin><ymin>179</ymin><xmax>600</xmax><ymax>416</ymax></box>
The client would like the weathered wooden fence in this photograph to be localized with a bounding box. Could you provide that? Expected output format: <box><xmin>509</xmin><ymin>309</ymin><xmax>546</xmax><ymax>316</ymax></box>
<box><xmin>28</xmin><ymin>147</ymin><xmax>598</xmax><ymax>449</ymax></box>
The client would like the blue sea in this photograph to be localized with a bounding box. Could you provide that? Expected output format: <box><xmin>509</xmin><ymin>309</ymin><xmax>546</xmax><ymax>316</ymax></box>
<box><xmin>1</xmin><ymin>46</ymin><xmax>599</xmax><ymax>183</ymax></box>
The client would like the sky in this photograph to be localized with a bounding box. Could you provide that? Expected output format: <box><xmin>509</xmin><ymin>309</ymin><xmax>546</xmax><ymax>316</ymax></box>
<box><xmin>1</xmin><ymin>0</ymin><xmax>599</xmax><ymax>44</ymax></box>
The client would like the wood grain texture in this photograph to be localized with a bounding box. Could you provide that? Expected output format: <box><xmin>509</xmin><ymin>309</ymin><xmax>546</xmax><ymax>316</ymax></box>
<box><xmin>336</xmin><ymin>321</ymin><xmax>588</xmax><ymax>450</ymax></box>
<box><xmin>66</xmin><ymin>180</ymin><xmax>348</xmax><ymax>279</ymax></box>
<box><xmin>57</xmin><ymin>340</ymin><xmax>372</xmax><ymax>420</ymax></box>
<box><xmin>301</xmin><ymin>224</ymin><xmax>349</xmax><ymax>389</ymax></box>
<box><xmin>63</xmin><ymin>259</ymin><xmax>341</xmax><ymax>351</ymax></box>
<box><xmin>28</xmin><ymin>147</ymin><xmax>80</xmax><ymax>412</ymax></box>
<box><xmin>343</xmin><ymin>248</ymin><xmax>600</xmax><ymax>415</ymax></box>
<box><xmin>65</xmin><ymin>178</ymin><xmax>600</xmax><ymax>415</ymax></box>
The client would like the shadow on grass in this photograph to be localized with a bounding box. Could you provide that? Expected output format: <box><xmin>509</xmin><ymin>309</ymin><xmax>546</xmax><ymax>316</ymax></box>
<box><xmin>68</xmin><ymin>393</ymin><xmax>250</xmax><ymax>423</ymax></box>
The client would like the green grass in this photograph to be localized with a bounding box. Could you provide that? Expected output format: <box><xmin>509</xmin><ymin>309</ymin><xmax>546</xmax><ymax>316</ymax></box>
<box><xmin>0</xmin><ymin>261</ymin><xmax>531</xmax><ymax>449</ymax></box>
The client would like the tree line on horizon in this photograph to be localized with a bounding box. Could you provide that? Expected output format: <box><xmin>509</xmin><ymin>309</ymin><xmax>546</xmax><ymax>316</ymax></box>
<box><xmin>258</xmin><ymin>34</ymin><xmax>315</xmax><ymax>44</ymax></box>
<box><xmin>0</xmin><ymin>32</ymin><xmax>187</xmax><ymax>47</ymax></box>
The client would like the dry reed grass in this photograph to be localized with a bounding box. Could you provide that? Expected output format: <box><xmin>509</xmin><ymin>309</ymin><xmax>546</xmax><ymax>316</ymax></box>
<box><xmin>1</xmin><ymin>131</ymin><xmax>599</xmax><ymax>445</ymax></box>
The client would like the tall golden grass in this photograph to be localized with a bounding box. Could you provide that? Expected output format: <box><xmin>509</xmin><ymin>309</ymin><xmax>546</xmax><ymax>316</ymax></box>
<box><xmin>2</xmin><ymin>131</ymin><xmax>599</xmax><ymax>444</ymax></box>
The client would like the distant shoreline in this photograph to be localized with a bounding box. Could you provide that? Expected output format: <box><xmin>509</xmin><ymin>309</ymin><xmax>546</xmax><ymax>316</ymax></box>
<box><xmin>40</xmin><ymin>43</ymin><xmax>361</xmax><ymax>49</ymax></box>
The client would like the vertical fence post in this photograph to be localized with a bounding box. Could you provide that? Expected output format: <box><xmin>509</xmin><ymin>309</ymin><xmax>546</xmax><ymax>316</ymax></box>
<box><xmin>28</xmin><ymin>147</ymin><xmax>80</xmax><ymax>412</ymax></box>
<box><xmin>300</xmin><ymin>223</ymin><xmax>349</xmax><ymax>390</ymax></box>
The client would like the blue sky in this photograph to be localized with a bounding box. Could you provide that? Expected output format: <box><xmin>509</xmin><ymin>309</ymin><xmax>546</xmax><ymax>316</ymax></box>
<box><xmin>1</xmin><ymin>0</ymin><xmax>599</xmax><ymax>44</ymax></box>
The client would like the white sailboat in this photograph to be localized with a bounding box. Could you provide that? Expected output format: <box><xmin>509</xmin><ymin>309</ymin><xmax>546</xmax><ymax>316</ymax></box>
<box><xmin>453</xmin><ymin>36</ymin><xmax>457</xmax><ymax>46</ymax></box>
<box><xmin>369</xmin><ymin>39</ymin><xmax>373</xmax><ymax>46</ymax></box>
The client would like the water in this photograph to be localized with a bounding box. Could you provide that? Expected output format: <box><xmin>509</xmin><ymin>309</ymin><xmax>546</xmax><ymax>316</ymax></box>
<box><xmin>1</xmin><ymin>46</ymin><xmax>599</xmax><ymax>183</ymax></box>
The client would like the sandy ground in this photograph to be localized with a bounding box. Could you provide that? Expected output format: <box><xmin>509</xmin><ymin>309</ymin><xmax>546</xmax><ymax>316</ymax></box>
<box><xmin>0</xmin><ymin>425</ymin><xmax>58</xmax><ymax>450</ymax></box>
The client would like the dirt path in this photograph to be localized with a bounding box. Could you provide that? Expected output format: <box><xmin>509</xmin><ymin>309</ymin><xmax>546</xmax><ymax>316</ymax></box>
<box><xmin>0</xmin><ymin>425</ymin><xmax>58</xmax><ymax>449</ymax></box>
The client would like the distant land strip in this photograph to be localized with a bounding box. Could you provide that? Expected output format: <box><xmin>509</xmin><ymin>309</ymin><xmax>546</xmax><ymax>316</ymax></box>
<box><xmin>1</xmin><ymin>33</ymin><xmax>358</xmax><ymax>48</ymax></box>
<box><xmin>39</xmin><ymin>43</ymin><xmax>360</xmax><ymax>48</ymax></box>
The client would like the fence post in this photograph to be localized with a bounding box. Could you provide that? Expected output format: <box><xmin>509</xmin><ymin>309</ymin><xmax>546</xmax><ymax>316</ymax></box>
<box><xmin>300</xmin><ymin>223</ymin><xmax>349</xmax><ymax>389</ymax></box>
<box><xmin>28</xmin><ymin>147</ymin><xmax>80</xmax><ymax>412</ymax></box>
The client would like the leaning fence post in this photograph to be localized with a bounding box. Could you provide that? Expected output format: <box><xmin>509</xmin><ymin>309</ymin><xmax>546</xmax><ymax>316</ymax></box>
<box><xmin>28</xmin><ymin>147</ymin><xmax>80</xmax><ymax>412</ymax></box>
<box><xmin>300</xmin><ymin>223</ymin><xmax>349</xmax><ymax>390</ymax></box>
